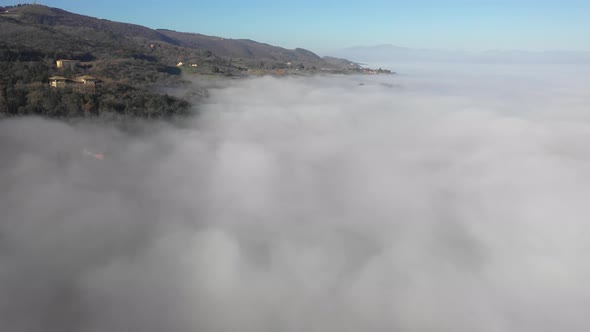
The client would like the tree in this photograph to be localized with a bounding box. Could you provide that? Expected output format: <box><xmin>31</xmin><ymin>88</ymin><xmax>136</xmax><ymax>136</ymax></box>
<box><xmin>25</xmin><ymin>85</ymin><xmax>44</xmax><ymax>114</ymax></box>
<box><xmin>0</xmin><ymin>85</ymin><xmax>7</xmax><ymax>114</ymax></box>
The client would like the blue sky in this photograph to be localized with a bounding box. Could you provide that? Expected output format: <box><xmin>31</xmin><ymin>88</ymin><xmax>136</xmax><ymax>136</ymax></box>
<box><xmin>4</xmin><ymin>0</ymin><xmax>590</xmax><ymax>53</ymax></box>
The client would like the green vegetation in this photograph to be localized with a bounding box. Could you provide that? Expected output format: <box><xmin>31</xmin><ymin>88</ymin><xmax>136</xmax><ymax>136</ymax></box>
<box><xmin>0</xmin><ymin>4</ymin><xmax>217</xmax><ymax>118</ymax></box>
<box><xmin>0</xmin><ymin>4</ymin><xmax>387</xmax><ymax>119</ymax></box>
<box><xmin>0</xmin><ymin>56</ymin><xmax>192</xmax><ymax>118</ymax></box>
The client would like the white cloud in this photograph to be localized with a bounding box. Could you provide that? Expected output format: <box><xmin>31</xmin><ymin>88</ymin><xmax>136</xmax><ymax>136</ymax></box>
<box><xmin>2</xmin><ymin>64</ymin><xmax>590</xmax><ymax>331</ymax></box>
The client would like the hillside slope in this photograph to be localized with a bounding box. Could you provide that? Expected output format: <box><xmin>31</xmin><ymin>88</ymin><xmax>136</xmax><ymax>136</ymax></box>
<box><xmin>0</xmin><ymin>4</ymin><xmax>350</xmax><ymax>71</ymax></box>
<box><xmin>0</xmin><ymin>4</ymin><xmax>364</xmax><ymax>118</ymax></box>
<box><xmin>156</xmin><ymin>29</ymin><xmax>328</xmax><ymax>68</ymax></box>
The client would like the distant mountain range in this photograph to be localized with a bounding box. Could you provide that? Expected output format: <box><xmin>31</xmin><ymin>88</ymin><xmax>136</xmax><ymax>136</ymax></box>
<box><xmin>331</xmin><ymin>44</ymin><xmax>590</xmax><ymax>64</ymax></box>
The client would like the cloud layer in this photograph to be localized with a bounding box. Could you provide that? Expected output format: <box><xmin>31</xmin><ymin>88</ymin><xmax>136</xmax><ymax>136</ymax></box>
<box><xmin>2</xmin><ymin>64</ymin><xmax>590</xmax><ymax>332</ymax></box>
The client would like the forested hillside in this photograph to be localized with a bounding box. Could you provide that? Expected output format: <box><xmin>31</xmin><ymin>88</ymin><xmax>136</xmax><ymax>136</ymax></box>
<box><xmin>0</xmin><ymin>4</ymin><xmax>359</xmax><ymax>118</ymax></box>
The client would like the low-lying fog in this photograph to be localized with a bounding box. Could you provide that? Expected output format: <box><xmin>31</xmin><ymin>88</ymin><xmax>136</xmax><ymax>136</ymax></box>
<box><xmin>2</xmin><ymin>63</ymin><xmax>590</xmax><ymax>332</ymax></box>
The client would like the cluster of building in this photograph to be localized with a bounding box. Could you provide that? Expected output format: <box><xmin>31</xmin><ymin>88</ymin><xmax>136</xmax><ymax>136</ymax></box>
<box><xmin>49</xmin><ymin>59</ymin><xmax>99</xmax><ymax>94</ymax></box>
<box><xmin>49</xmin><ymin>75</ymin><xmax>98</xmax><ymax>94</ymax></box>
<box><xmin>176</xmin><ymin>62</ymin><xmax>198</xmax><ymax>68</ymax></box>
<box><xmin>354</xmin><ymin>67</ymin><xmax>394</xmax><ymax>75</ymax></box>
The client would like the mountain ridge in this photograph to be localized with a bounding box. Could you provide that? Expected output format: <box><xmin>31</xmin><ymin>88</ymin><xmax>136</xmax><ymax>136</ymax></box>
<box><xmin>1</xmin><ymin>4</ymin><xmax>354</xmax><ymax>71</ymax></box>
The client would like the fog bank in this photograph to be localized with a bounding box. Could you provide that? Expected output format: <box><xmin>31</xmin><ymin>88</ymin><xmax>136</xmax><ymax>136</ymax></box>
<box><xmin>2</xmin><ymin>64</ymin><xmax>590</xmax><ymax>331</ymax></box>
<box><xmin>331</xmin><ymin>45</ymin><xmax>590</xmax><ymax>64</ymax></box>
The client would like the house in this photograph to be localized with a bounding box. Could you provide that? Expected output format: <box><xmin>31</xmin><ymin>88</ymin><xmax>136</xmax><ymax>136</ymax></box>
<box><xmin>73</xmin><ymin>75</ymin><xmax>98</xmax><ymax>94</ymax></box>
<box><xmin>49</xmin><ymin>76</ymin><xmax>68</xmax><ymax>88</ymax></box>
<box><xmin>177</xmin><ymin>61</ymin><xmax>184</xmax><ymax>67</ymax></box>
<box><xmin>74</xmin><ymin>75</ymin><xmax>98</xmax><ymax>85</ymax></box>
<box><xmin>56</xmin><ymin>59</ymin><xmax>77</xmax><ymax>70</ymax></box>
<box><xmin>48</xmin><ymin>75</ymin><xmax>99</xmax><ymax>94</ymax></box>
